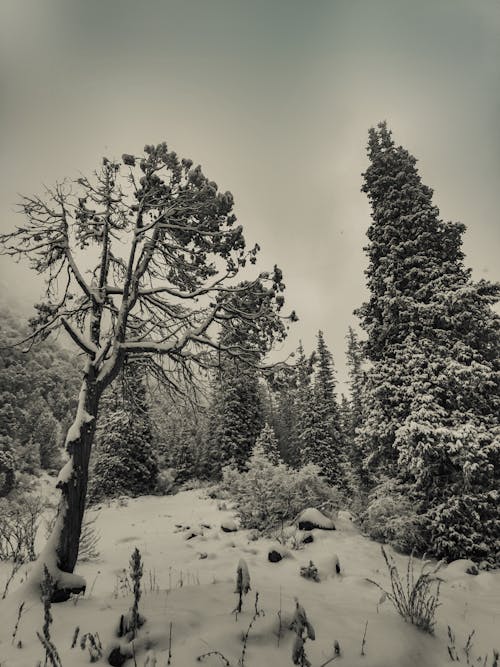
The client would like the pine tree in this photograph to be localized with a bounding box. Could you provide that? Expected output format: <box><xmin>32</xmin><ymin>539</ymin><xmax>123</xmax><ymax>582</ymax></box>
<box><xmin>357</xmin><ymin>122</ymin><xmax>500</xmax><ymax>562</ymax></box>
<box><xmin>88</xmin><ymin>363</ymin><xmax>158</xmax><ymax>503</ymax></box>
<box><xmin>254</xmin><ymin>422</ymin><xmax>281</xmax><ymax>464</ymax></box>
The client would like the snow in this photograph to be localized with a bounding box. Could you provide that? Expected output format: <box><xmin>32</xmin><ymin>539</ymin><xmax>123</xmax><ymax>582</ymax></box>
<box><xmin>0</xmin><ymin>490</ymin><xmax>498</xmax><ymax>666</ymax></box>
<box><xmin>65</xmin><ymin>408</ymin><xmax>94</xmax><ymax>446</ymax></box>
<box><xmin>56</xmin><ymin>458</ymin><xmax>73</xmax><ymax>486</ymax></box>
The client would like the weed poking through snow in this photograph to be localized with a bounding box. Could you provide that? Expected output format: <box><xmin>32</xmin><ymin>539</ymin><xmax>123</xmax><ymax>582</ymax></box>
<box><xmin>130</xmin><ymin>547</ymin><xmax>144</xmax><ymax>639</ymax></box>
<box><xmin>36</xmin><ymin>566</ymin><xmax>62</xmax><ymax>667</ymax></box>
<box><xmin>368</xmin><ymin>547</ymin><xmax>441</xmax><ymax>634</ymax></box>
<box><xmin>239</xmin><ymin>591</ymin><xmax>264</xmax><ymax>666</ymax></box>
<box><xmin>80</xmin><ymin>631</ymin><xmax>103</xmax><ymax>662</ymax></box>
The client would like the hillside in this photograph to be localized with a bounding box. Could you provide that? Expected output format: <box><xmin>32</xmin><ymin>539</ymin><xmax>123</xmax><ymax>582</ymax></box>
<box><xmin>0</xmin><ymin>489</ymin><xmax>498</xmax><ymax>666</ymax></box>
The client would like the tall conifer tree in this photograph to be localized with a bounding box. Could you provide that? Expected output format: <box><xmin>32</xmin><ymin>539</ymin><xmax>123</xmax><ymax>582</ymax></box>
<box><xmin>299</xmin><ymin>332</ymin><xmax>347</xmax><ymax>488</ymax></box>
<box><xmin>357</xmin><ymin>122</ymin><xmax>499</xmax><ymax>562</ymax></box>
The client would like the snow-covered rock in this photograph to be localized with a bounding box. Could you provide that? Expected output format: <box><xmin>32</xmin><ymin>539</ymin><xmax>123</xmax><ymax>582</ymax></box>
<box><xmin>297</xmin><ymin>508</ymin><xmax>335</xmax><ymax>531</ymax></box>
<box><xmin>318</xmin><ymin>553</ymin><xmax>341</xmax><ymax>579</ymax></box>
<box><xmin>221</xmin><ymin>518</ymin><xmax>238</xmax><ymax>532</ymax></box>
<box><xmin>268</xmin><ymin>544</ymin><xmax>289</xmax><ymax>563</ymax></box>
<box><xmin>440</xmin><ymin>559</ymin><xmax>480</xmax><ymax>581</ymax></box>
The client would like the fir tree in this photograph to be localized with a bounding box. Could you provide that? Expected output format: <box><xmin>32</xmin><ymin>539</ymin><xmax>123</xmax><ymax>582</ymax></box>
<box><xmin>206</xmin><ymin>358</ymin><xmax>263</xmax><ymax>476</ymax></box>
<box><xmin>345</xmin><ymin>327</ymin><xmax>364</xmax><ymax>435</ymax></box>
<box><xmin>205</xmin><ymin>281</ymin><xmax>283</xmax><ymax>476</ymax></box>
<box><xmin>298</xmin><ymin>333</ymin><xmax>347</xmax><ymax>489</ymax></box>
<box><xmin>88</xmin><ymin>362</ymin><xmax>158</xmax><ymax>503</ymax></box>
<box><xmin>357</xmin><ymin>122</ymin><xmax>500</xmax><ymax>562</ymax></box>
<box><xmin>254</xmin><ymin>422</ymin><xmax>281</xmax><ymax>464</ymax></box>
<box><xmin>293</xmin><ymin>341</ymin><xmax>317</xmax><ymax>469</ymax></box>
<box><xmin>344</xmin><ymin>327</ymin><xmax>368</xmax><ymax>489</ymax></box>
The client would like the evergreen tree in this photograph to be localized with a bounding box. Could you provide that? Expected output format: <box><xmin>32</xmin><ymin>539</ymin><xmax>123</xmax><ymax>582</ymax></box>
<box><xmin>338</xmin><ymin>394</ymin><xmax>353</xmax><ymax>444</ymax></box>
<box><xmin>357</xmin><ymin>122</ymin><xmax>500</xmax><ymax>562</ymax></box>
<box><xmin>298</xmin><ymin>332</ymin><xmax>347</xmax><ymax>488</ymax></box>
<box><xmin>345</xmin><ymin>327</ymin><xmax>364</xmax><ymax>435</ymax></box>
<box><xmin>206</xmin><ymin>358</ymin><xmax>263</xmax><ymax>476</ymax></box>
<box><xmin>263</xmin><ymin>344</ymin><xmax>311</xmax><ymax>468</ymax></box>
<box><xmin>0</xmin><ymin>436</ymin><xmax>16</xmax><ymax>497</ymax></box>
<box><xmin>293</xmin><ymin>341</ymin><xmax>316</xmax><ymax>468</ymax></box>
<box><xmin>254</xmin><ymin>422</ymin><xmax>281</xmax><ymax>464</ymax></box>
<box><xmin>344</xmin><ymin>327</ymin><xmax>368</xmax><ymax>488</ymax></box>
<box><xmin>88</xmin><ymin>363</ymin><xmax>158</xmax><ymax>503</ymax></box>
<box><xmin>24</xmin><ymin>397</ymin><xmax>61</xmax><ymax>471</ymax></box>
<box><xmin>205</xmin><ymin>280</ymin><xmax>285</xmax><ymax>477</ymax></box>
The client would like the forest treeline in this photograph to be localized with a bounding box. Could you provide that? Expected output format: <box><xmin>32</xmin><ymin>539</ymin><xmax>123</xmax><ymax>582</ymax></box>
<box><xmin>1</xmin><ymin>123</ymin><xmax>498</xmax><ymax>568</ymax></box>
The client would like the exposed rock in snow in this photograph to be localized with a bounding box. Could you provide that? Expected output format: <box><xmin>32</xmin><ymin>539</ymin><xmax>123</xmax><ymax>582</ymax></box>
<box><xmin>297</xmin><ymin>508</ymin><xmax>335</xmax><ymax>531</ymax></box>
<box><xmin>268</xmin><ymin>544</ymin><xmax>289</xmax><ymax>563</ymax></box>
<box><xmin>268</xmin><ymin>549</ymin><xmax>283</xmax><ymax>563</ymax></box>
<box><xmin>221</xmin><ymin>518</ymin><xmax>238</xmax><ymax>532</ymax></box>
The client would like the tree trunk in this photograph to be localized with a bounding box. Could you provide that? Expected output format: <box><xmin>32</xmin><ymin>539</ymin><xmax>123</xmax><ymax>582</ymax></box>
<box><xmin>49</xmin><ymin>373</ymin><xmax>101</xmax><ymax>600</ymax></box>
<box><xmin>57</xmin><ymin>396</ymin><xmax>98</xmax><ymax>570</ymax></box>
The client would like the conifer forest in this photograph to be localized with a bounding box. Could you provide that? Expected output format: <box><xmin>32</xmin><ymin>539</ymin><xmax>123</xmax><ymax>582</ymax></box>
<box><xmin>0</xmin><ymin>2</ymin><xmax>498</xmax><ymax>666</ymax></box>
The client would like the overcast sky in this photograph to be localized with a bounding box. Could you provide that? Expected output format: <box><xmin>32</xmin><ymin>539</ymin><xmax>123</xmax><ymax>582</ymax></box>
<box><xmin>1</xmin><ymin>0</ymin><xmax>499</xmax><ymax>391</ymax></box>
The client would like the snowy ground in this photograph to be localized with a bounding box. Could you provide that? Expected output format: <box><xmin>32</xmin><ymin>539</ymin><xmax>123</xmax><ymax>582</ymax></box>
<box><xmin>0</xmin><ymin>489</ymin><xmax>498</xmax><ymax>666</ymax></box>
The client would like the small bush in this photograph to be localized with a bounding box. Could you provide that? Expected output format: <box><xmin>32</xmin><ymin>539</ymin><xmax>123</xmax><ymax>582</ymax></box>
<box><xmin>218</xmin><ymin>445</ymin><xmax>340</xmax><ymax>532</ymax></box>
<box><xmin>0</xmin><ymin>493</ymin><xmax>44</xmax><ymax>561</ymax></box>
<box><xmin>155</xmin><ymin>468</ymin><xmax>178</xmax><ymax>495</ymax></box>
<box><xmin>300</xmin><ymin>561</ymin><xmax>320</xmax><ymax>583</ymax></box>
<box><xmin>362</xmin><ymin>478</ymin><xmax>427</xmax><ymax>554</ymax></box>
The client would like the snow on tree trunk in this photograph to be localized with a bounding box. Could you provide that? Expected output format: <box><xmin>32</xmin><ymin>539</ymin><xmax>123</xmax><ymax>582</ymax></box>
<box><xmin>32</xmin><ymin>371</ymin><xmax>100</xmax><ymax>600</ymax></box>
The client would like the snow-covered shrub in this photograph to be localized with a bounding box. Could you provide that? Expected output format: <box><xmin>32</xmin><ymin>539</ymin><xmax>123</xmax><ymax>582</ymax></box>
<box><xmin>290</xmin><ymin>599</ymin><xmax>315</xmax><ymax>667</ymax></box>
<box><xmin>219</xmin><ymin>444</ymin><xmax>339</xmax><ymax>532</ymax></box>
<box><xmin>363</xmin><ymin>478</ymin><xmax>427</xmax><ymax>555</ymax></box>
<box><xmin>300</xmin><ymin>561</ymin><xmax>320</xmax><ymax>583</ymax></box>
<box><xmin>155</xmin><ymin>468</ymin><xmax>178</xmax><ymax>495</ymax></box>
<box><xmin>0</xmin><ymin>493</ymin><xmax>43</xmax><ymax>561</ymax></box>
<box><xmin>0</xmin><ymin>439</ymin><xmax>16</xmax><ymax>497</ymax></box>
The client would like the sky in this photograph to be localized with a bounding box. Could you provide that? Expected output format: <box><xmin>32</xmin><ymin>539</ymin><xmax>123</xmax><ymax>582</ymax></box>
<box><xmin>0</xmin><ymin>0</ymin><xmax>499</xmax><ymax>392</ymax></box>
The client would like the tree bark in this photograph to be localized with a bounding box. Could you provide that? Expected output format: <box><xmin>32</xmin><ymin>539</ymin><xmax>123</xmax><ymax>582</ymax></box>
<box><xmin>57</xmin><ymin>395</ymin><xmax>98</xmax><ymax>571</ymax></box>
<box><xmin>49</xmin><ymin>372</ymin><xmax>101</xmax><ymax>600</ymax></box>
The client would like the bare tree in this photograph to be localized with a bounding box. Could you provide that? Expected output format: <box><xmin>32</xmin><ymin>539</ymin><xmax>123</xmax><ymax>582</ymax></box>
<box><xmin>0</xmin><ymin>143</ymin><xmax>294</xmax><ymax>598</ymax></box>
